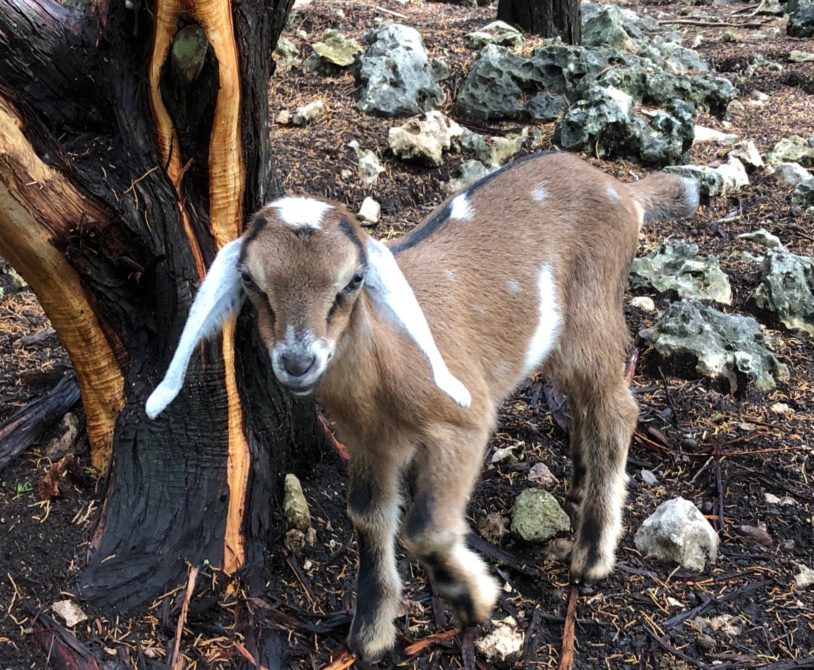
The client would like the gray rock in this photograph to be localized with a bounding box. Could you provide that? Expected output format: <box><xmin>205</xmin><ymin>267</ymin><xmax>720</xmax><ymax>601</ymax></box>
<box><xmin>528</xmin><ymin>462</ymin><xmax>558</xmax><ymax>488</ymax></box>
<box><xmin>356</xmin><ymin>24</ymin><xmax>445</xmax><ymax>116</ymax></box>
<box><xmin>787</xmin><ymin>0</ymin><xmax>814</xmax><ymax>37</ymax></box>
<box><xmin>284</xmin><ymin>474</ymin><xmax>312</xmax><ymax>531</ymax></box>
<box><xmin>630</xmin><ymin>240</ymin><xmax>732</xmax><ymax>304</ymax></box>
<box><xmin>388</xmin><ymin>111</ymin><xmax>463</xmax><ymax>165</ymax></box>
<box><xmin>793</xmin><ymin>181</ymin><xmax>814</xmax><ymax>211</ymax></box>
<box><xmin>510</xmin><ymin>489</ymin><xmax>571</xmax><ymax>543</ymax></box>
<box><xmin>634</xmin><ymin>497</ymin><xmax>718</xmax><ymax>570</ymax></box>
<box><xmin>767</xmin><ymin>135</ymin><xmax>814</xmax><ymax>167</ymax></box>
<box><xmin>446</xmin><ymin>159</ymin><xmax>494</xmax><ymax>193</ymax></box>
<box><xmin>774</xmin><ymin>162</ymin><xmax>813</xmax><ymax>187</ymax></box>
<box><xmin>641</xmin><ymin>469</ymin><xmax>659</xmax><ymax>486</ymax></box>
<box><xmin>752</xmin><ymin>249</ymin><xmax>814</xmax><ymax>335</ymax></box>
<box><xmin>312</xmin><ymin>29</ymin><xmax>362</xmax><ymax>67</ymax></box>
<box><xmin>557</xmin><ymin>86</ymin><xmax>694</xmax><ymax>167</ymax></box>
<box><xmin>274</xmin><ymin>36</ymin><xmax>302</xmax><ymax>70</ymax></box>
<box><xmin>458</xmin><ymin>128</ymin><xmax>527</xmax><ymax>167</ymax></box>
<box><xmin>640</xmin><ymin>300</ymin><xmax>789</xmax><ymax>393</ymax></box>
<box><xmin>466</xmin><ymin>21</ymin><xmax>524</xmax><ymax>49</ymax></box>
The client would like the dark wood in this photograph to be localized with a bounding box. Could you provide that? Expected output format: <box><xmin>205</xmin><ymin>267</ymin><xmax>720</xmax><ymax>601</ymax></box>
<box><xmin>0</xmin><ymin>375</ymin><xmax>81</xmax><ymax>474</ymax></box>
<box><xmin>0</xmin><ymin>0</ymin><xmax>325</xmax><ymax>610</ymax></box>
<box><xmin>497</xmin><ymin>0</ymin><xmax>582</xmax><ymax>43</ymax></box>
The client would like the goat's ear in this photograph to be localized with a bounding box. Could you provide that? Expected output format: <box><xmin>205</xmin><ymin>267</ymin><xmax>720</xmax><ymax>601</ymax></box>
<box><xmin>364</xmin><ymin>238</ymin><xmax>471</xmax><ymax>409</ymax></box>
<box><xmin>145</xmin><ymin>238</ymin><xmax>245</xmax><ymax>419</ymax></box>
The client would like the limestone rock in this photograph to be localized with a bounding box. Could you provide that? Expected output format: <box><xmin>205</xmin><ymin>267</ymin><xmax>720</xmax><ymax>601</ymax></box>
<box><xmin>793</xmin><ymin>181</ymin><xmax>814</xmax><ymax>211</ymax></box>
<box><xmin>357</xmin><ymin>197</ymin><xmax>380</xmax><ymax>224</ymax></box>
<box><xmin>737</xmin><ymin>229</ymin><xmax>784</xmax><ymax>249</ymax></box>
<box><xmin>752</xmin><ymin>249</ymin><xmax>814</xmax><ymax>335</ymax></box>
<box><xmin>283</xmin><ymin>473</ymin><xmax>312</xmax><ymax>531</ymax></box>
<box><xmin>789</xmin><ymin>50</ymin><xmax>814</xmax><ymax>62</ymax></box>
<box><xmin>446</xmin><ymin>159</ymin><xmax>493</xmax><ymax>193</ymax></box>
<box><xmin>639</xmin><ymin>299</ymin><xmax>789</xmax><ymax>393</ymax></box>
<box><xmin>274</xmin><ymin>36</ymin><xmax>302</xmax><ymax>70</ymax></box>
<box><xmin>795</xmin><ymin>563</ymin><xmax>814</xmax><ymax>588</ymax></box>
<box><xmin>767</xmin><ymin>135</ymin><xmax>814</xmax><ymax>167</ymax></box>
<box><xmin>634</xmin><ymin>497</ymin><xmax>718</xmax><ymax>570</ymax></box>
<box><xmin>347</xmin><ymin>140</ymin><xmax>385</xmax><ymax>184</ymax></box>
<box><xmin>466</xmin><ymin>21</ymin><xmax>524</xmax><ymax>49</ymax></box>
<box><xmin>312</xmin><ymin>29</ymin><xmax>362</xmax><ymax>67</ymax></box>
<box><xmin>728</xmin><ymin>140</ymin><xmax>764</xmax><ymax>171</ymax></box>
<box><xmin>510</xmin><ymin>489</ymin><xmax>570</xmax><ymax>543</ymax></box>
<box><xmin>356</xmin><ymin>24</ymin><xmax>445</xmax><ymax>116</ymax></box>
<box><xmin>665</xmin><ymin>158</ymin><xmax>748</xmax><ymax>197</ymax></box>
<box><xmin>52</xmin><ymin>600</ymin><xmax>88</xmax><ymax>628</ymax></box>
<box><xmin>631</xmin><ymin>296</ymin><xmax>657</xmax><ymax>312</ymax></box>
<box><xmin>458</xmin><ymin>128</ymin><xmax>527</xmax><ymax>167</ymax></box>
<box><xmin>774</xmin><ymin>162</ymin><xmax>814</xmax><ymax>186</ymax></box>
<box><xmin>787</xmin><ymin>0</ymin><xmax>814</xmax><ymax>37</ymax></box>
<box><xmin>291</xmin><ymin>100</ymin><xmax>327</xmax><ymax>126</ymax></box>
<box><xmin>388</xmin><ymin>111</ymin><xmax>464</xmax><ymax>165</ymax></box>
<box><xmin>630</xmin><ymin>240</ymin><xmax>732</xmax><ymax>304</ymax></box>
<box><xmin>475</xmin><ymin>617</ymin><xmax>524</xmax><ymax>663</ymax></box>
<box><xmin>693</xmin><ymin>125</ymin><xmax>737</xmax><ymax>145</ymax></box>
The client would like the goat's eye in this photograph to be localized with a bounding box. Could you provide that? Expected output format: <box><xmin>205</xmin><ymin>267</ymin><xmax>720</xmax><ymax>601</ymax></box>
<box><xmin>344</xmin><ymin>273</ymin><xmax>364</xmax><ymax>293</ymax></box>
<box><xmin>241</xmin><ymin>271</ymin><xmax>259</xmax><ymax>291</ymax></box>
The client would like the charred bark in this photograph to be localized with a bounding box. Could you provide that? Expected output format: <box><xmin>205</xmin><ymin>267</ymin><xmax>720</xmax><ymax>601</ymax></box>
<box><xmin>497</xmin><ymin>0</ymin><xmax>582</xmax><ymax>43</ymax></box>
<box><xmin>0</xmin><ymin>0</ymin><xmax>323</xmax><ymax>610</ymax></box>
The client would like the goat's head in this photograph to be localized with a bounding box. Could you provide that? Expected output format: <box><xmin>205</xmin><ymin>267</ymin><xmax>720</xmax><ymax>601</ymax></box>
<box><xmin>145</xmin><ymin>196</ymin><xmax>470</xmax><ymax>419</ymax></box>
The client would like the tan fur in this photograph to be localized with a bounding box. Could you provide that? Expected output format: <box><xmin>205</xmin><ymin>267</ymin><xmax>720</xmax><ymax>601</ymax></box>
<box><xmin>238</xmin><ymin>152</ymin><xmax>697</xmax><ymax>662</ymax></box>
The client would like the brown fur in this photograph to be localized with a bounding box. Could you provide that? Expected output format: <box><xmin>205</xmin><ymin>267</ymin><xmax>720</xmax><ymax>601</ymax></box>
<box><xmin>239</xmin><ymin>152</ymin><xmax>698</xmax><ymax>662</ymax></box>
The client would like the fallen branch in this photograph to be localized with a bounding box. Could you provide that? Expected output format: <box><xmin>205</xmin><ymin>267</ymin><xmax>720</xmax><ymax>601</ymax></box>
<box><xmin>28</xmin><ymin>607</ymin><xmax>100</xmax><ymax>670</ymax></box>
<box><xmin>321</xmin><ymin>648</ymin><xmax>356</xmax><ymax>670</ymax></box>
<box><xmin>403</xmin><ymin>628</ymin><xmax>459</xmax><ymax>656</ymax></box>
<box><xmin>0</xmin><ymin>374</ymin><xmax>80</xmax><ymax>473</ymax></box>
<box><xmin>657</xmin><ymin>17</ymin><xmax>771</xmax><ymax>28</ymax></box>
<box><xmin>558</xmin><ymin>584</ymin><xmax>579</xmax><ymax>670</ymax></box>
<box><xmin>168</xmin><ymin>564</ymin><xmax>199</xmax><ymax>670</ymax></box>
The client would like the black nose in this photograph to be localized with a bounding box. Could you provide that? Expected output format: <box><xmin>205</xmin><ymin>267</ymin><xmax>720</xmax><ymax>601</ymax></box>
<box><xmin>281</xmin><ymin>351</ymin><xmax>316</xmax><ymax>377</ymax></box>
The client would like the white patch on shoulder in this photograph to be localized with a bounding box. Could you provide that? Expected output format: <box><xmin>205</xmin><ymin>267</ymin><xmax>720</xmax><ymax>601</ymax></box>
<box><xmin>444</xmin><ymin>268</ymin><xmax>455</xmax><ymax>281</ymax></box>
<box><xmin>606</xmin><ymin>184</ymin><xmax>621</xmax><ymax>202</ymax></box>
<box><xmin>522</xmin><ymin>265</ymin><xmax>562</xmax><ymax>377</ymax></box>
<box><xmin>449</xmin><ymin>193</ymin><xmax>474</xmax><ymax>221</ymax></box>
<box><xmin>270</xmin><ymin>196</ymin><xmax>332</xmax><ymax>230</ymax></box>
<box><xmin>531</xmin><ymin>184</ymin><xmax>547</xmax><ymax>202</ymax></box>
<box><xmin>506</xmin><ymin>280</ymin><xmax>521</xmax><ymax>295</ymax></box>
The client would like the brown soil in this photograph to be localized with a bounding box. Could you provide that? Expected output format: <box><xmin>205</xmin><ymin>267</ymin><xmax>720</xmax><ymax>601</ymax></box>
<box><xmin>1</xmin><ymin>0</ymin><xmax>812</xmax><ymax>668</ymax></box>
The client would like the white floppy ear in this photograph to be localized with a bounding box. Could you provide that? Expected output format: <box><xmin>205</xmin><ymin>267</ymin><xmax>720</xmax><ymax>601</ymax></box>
<box><xmin>364</xmin><ymin>238</ymin><xmax>471</xmax><ymax>409</ymax></box>
<box><xmin>145</xmin><ymin>238</ymin><xmax>244</xmax><ymax>419</ymax></box>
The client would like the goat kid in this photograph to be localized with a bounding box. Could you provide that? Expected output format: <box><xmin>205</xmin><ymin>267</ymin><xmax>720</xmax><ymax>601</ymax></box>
<box><xmin>146</xmin><ymin>152</ymin><xmax>699</xmax><ymax>662</ymax></box>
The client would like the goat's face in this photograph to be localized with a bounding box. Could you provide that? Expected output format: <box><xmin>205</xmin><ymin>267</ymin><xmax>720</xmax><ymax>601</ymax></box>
<box><xmin>239</xmin><ymin>198</ymin><xmax>369</xmax><ymax>395</ymax></box>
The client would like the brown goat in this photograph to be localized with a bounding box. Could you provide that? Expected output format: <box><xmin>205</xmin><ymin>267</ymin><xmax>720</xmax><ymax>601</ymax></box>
<box><xmin>146</xmin><ymin>151</ymin><xmax>698</xmax><ymax>662</ymax></box>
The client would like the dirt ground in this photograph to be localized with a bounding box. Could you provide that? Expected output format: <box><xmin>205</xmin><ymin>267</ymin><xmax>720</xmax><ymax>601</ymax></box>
<box><xmin>1</xmin><ymin>0</ymin><xmax>813</xmax><ymax>668</ymax></box>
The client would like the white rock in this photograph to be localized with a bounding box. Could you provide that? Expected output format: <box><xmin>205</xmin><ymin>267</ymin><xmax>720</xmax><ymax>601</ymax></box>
<box><xmin>770</xmin><ymin>402</ymin><xmax>792</xmax><ymax>415</ymax></box>
<box><xmin>475</xmin><ymin>616</ymin><xmax>524</xmax><ymax>663</ymax></box>
<box><xmin>357</xmin><ymin>196</ymin><xmax>381</xmax><ymax>224</ymax></box>
<box><xmin>528</xmin><ymin>462</ymin><xmax>558</xmax><ymax>488</ymax></box>
<box><xmin>634</xmin><ymin>497</ymin><xmax>718</xmax><ymax>571</ymax></box>
<box><xmin>694</xmin><ymin>125</ymin><xmax>737</xmax><ymax>145</ymax></box>
<box><xmin>291</xmin><ymin>100</ymin><xmax>327</xmax><ymax>126</ymax></box>
<box><xmin>774</xmin><ymin>162</ymin><xmax>813</xmax><ymax>187</ymax></box>
<box><xmin>492</xmin><ymin>442</ymin><xmax>523</xmax><ymax>464</ymax></box>
<box><xmin>347</xmin><ymin>140</ymin><xmax>385</xmax><ymax>185</ymax></box>
<box><xmin>717</xmin><ymin>156</ymin><xmax>750</xmax><ymax>194</ymax></box>
<box><xmin>728</xmin><ymin>141</ymin><xmax>764</xmax><ymax>171</ymax></box>
<box><xmin>631</xmin><ymin>296</ymin><xmax>656</xmax><ymax>312</ymax></box>
<box><xmin>52</xmin><ymin>600</ymin><xmax>88</xmax><ymax>628</ymax></box>
<box><xmin>275</xmin><ymin>110</ymin><xmax>291</xmax><ymax>125</ymax></box>
<box><xmin>795</xmin><ymin>564</ymin><xmax>814</xmax><ymax>588</ymax></box>
<box><xmin>697</xmin><ymin>614</ymin><xmax>742</xmax><ymax>637</ymax></box>
<box><xmin>764</xmin><ymin>492</ymin><xmax>781</xmax><ymax>504</ymax></box>
<box><xmin>387</xmin><ymin>111</ymin><xmax>464</xmax><ymax>166</ymax></box>
<box><xmin>737</xmin><ymin>229</ymin><xmax>783</xmax><ymax>249</ymax></box>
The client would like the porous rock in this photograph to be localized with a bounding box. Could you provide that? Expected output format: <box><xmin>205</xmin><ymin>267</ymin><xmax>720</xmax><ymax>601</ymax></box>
<box><xmin>347</xmin><ymin>140</ymin><xmax>385</xmax><ymax>184</ymax></box>
<box><xmin>793</xmin><ymin>181</ymin><xmax>814</xmax><ymax>211</ymax></box>
<box><xmin>356</xmin><ymin>24</ymin><xmax>445</xmax><ymax>117</ymax></box>
<box><xmin>630</xmin><ymin>240</ymin><xmax>732</xmax><ymax>304</ymax></box>
<box><xmin>388</xmin><ymin>111</ymin><xmax>463</xmax><ymax>165</ymax></box>
<box><xmin>466</xmin><ymin>20</ymin><xmax>524</xmax><ymax>49</ymax></box>
<box><xmin>634</xmin><ymin>497</ymin><xmax>718</xmax><ymax>570</ymax></box>
<box><xmin>664</xmin><ymin>157</ymin><xmax>748</xmax><ymax>197</ymax></box>
<box><xmin>274</xmin><ymin>36</ymin><xmax>302</xmax><ymax>70</ymax></box>
<box><xmin>752</xmin><ymin>249</ymin><xmax>814</xmax><ymax>335</ymax></box>
<box><xmin>291</xmin><ymin>100</ymin><xmax>327</xmax><ymax>126</ymax></box>
<box><xmin>639</xmin><ymin>299</ymin><xmax>789</xmax><ymax>393</ymax></box>
<box><xmin>510</xmin><ymin>489</ymin><xmax>570</xmax><ymax>543</ymax></box>
<box><xmin>283</xmin><ymin>473</ymin><xmax>312</xmax><ymax>531</ymax></box>
<box><xmin>446</xmin><ymin>159</ymin><xmax>493</xmax><ymax>193</ymax></box>
<box><xmin>312</xmin><ymin>29</ymin><xmax>362</xmax><ymax>67</ymax></box>
<box><xmin>767</xmin><ymin>135</ymin><xmax>814</xmax><ymax>167</ymax></box>
<box><xmin>458</xmin><ymin>128</ymin><xmax>527</xmax><ymax>167</ymax></box>
<box><xmin>475</xmin><ymin>616</ymin><xmax>524</xmax><ymax>663</ymax></box>
<box><xmin>787</xmin><ymin>0</ymin><xmax>814</xmax><ymax>37</ymax></box>
<box><xmin>774</xmin><ymin>162</ymin><xmax>813</xmax><ymax>187</ymax></box>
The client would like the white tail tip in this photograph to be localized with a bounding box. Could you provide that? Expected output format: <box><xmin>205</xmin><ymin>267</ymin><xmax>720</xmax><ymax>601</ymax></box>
<box><xmin>145</xmin><ymin>382</ymin><xmax>181</xmax><ymax>419</ymax></box>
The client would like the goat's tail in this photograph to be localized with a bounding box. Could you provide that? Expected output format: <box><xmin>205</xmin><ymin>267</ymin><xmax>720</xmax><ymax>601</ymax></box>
<box><xmin>627</xmin><ymin>173</ymin><xmax>699</xmax><ymax>226</ymax></box>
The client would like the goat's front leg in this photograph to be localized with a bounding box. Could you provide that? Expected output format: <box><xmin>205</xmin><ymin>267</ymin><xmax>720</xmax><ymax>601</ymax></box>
<box><xmin>346</xmin><ymin>450</ymin><xmax>407</xmax><ymax>662</ymax></box>
<box><xmin>402</xmin><ymin>426</ymin><xmax>499</xmax><ymax>626</ymax></box>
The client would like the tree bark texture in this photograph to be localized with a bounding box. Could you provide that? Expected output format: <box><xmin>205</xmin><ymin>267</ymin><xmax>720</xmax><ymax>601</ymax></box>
<box><xmin>497</xmin><ymin>0</ymin><xmax>582</xmax><ymax>43</ymax></box>
<box><xmin>0</xmin><ymin>0</ymin><xmax>324</xmax><ymax>610</ymax></box>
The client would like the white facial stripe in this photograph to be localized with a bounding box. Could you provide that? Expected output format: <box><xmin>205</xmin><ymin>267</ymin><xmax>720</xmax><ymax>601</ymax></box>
<box><xmin>271</xmin><ymin>327</ymin><xmax>334</xmax><ymax>390</ymax></box>
<box><xmin>449</xmin><ymin>193</ymin><xmax>474</xmax><ymax>221</ymax></box>
<box><xmin>269</xmin><ymin>196</ymin><xmax>332</xmax><ymax>230</ymax></box>
<box><xmin>522</xmin><ymin>265</ymin><xmax>562</xmax><ymax>377</ymax></box>
<box><xmin>606</xmin><ymin>184</ymin><xmax>621</xmax><ymax>201</ymax></box>
<box><xmin>532</xmin><ymin>184</ymin><xmax>547</xmax><ymax>202</ymax></box>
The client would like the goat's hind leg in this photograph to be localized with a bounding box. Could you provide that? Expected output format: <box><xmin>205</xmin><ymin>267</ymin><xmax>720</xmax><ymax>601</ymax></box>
<box><xmin>401</xmin><ymin>427</ymin><xmax>499</xmax><ymax>625</ymax></box>
<box><xmin>346</xmin><ymin>449</ymin><xmax>409</xmax><ymax>662</ymax></box>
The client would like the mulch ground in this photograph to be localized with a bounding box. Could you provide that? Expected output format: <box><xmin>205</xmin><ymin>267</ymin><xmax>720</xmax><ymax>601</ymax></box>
<box><xmin>1</xmin><ymin>0</ymin><xmax>812</xmax><ymax>668</ymax></box>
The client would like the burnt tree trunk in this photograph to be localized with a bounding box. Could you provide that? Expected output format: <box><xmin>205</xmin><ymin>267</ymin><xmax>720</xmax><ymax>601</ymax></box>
<box><xmin>497</xmin><ymin>0</ymin><xmax>582</xmax><ymax>43</ymax></box>
<box><xmin>0</xmin><ymin>0</ymin><xmax>325</xmax><ymax>610</ymax></box>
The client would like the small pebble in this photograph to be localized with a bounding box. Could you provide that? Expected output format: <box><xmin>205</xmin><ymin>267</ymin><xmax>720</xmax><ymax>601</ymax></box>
<box><xmin>770</xmin><ymin>402</ymin><xmax>792</xmax><ymax>415</ymax></box>
<box><xmin>680</xmin><ymin>436</ymin><xmax>698</xmax><ymax>449</ymax></box>
<box><xmin>696</xmin><ymin>633</ymin><xmax>716</xmax><ymax>651</ymax></box>
<box><xmin>630</xmin><ymin>296</ymin><xmax>656</xmax><ymax>312</ymax></box>
<box><xmin>640</xmin><ymin>469</ymin><xmax>659</xmax><ymax>486</ymax></box>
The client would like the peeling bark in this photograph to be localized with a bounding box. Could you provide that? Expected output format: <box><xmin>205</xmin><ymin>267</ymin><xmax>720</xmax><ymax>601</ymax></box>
<box><xmin>0</xmin><ymin>0</ymin><xmax>323</xmax><ymax>609</ymax></box>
